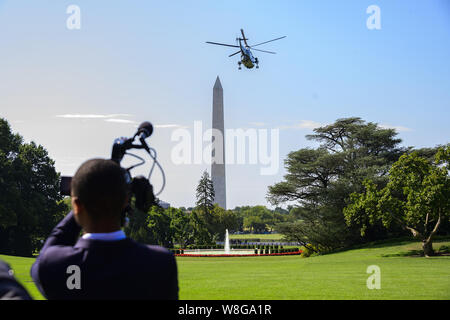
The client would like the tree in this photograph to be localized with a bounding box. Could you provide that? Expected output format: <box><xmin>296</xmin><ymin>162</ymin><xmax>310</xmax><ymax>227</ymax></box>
<box><xmin>240</xmin><ymin>206</ymin><xmax>273</xmax><ymax>233</ymax></box>
<box><xmin>146</xmin><ymin>206</ymin><xmax>174</xmax><ymax>248</ymax></box>
<box><xmin>195</xmin><ymin>170</ymin><xmax>217</xmax><ymax>237</ymax></box>
<box><xmin>211</xmin><ymin>206</ymin><xmax>240</xmax><ymax>237</ymax></box>
<box><xmin>196</xmin><ymin>170</ymin><xmax>215</xmax><ymax>212</ymax></box>
<box><xmin>0</xmin><ymin>118</ymin><xmax>67</xmax><ymax>256</ymax></box>
<box><xmin>188</xmin><ymin>209</ymin><xmax>214</xmax><ymax>245</ymax></box>
<box><xmin>167</xmin><ymin>207</ymin><xmax>192</xmax><ymax>248</ymax></box>
<box><xmin>124</xmin><ymin>206</ymin><xmax>155</xmax><ymax>245</ymax></box>
<box><xmin>268</xmin><ymin>118</ymin><xmax>405</xmax><ymax>250</ymax></box>
<box><xmin>344</xmin><ymin>147</ymin><xmax>450</xmax><ymax>257</ymax></box>
<box><xmin>244</xmin><ymin>215</ymin><xmax>266</xmax><ymax>233</ymax></box>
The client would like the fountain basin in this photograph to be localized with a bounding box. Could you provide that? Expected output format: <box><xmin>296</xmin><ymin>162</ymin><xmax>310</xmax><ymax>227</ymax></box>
<box><xmin>183</xmin><ymin>249</ymin><xmax>256</xmax><ymax>256</ymax></box>
<box><xmin>175</xmin><ymin>250</ymin><xmax>302</xmax><ymax>257</ymax></box>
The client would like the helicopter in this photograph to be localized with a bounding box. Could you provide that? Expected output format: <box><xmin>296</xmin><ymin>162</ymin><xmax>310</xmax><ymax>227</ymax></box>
<box><xmin>206</xmin><ymin>29</ymin><xmax>286</xmax><ymax>70</ymax></box>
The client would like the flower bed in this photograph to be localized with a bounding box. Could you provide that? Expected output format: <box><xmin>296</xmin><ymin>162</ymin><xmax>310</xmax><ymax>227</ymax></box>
<box><xmin>175</xmin><ymin>250</ymin><xmax>302</xmax><ymax>257</ymax></box>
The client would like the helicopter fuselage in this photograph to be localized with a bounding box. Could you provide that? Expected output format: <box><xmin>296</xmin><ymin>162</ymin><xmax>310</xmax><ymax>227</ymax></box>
<box><xmin>239</xmin><ymin>42</ymin><xmax>257</xmax><ymax>69</ymax></box>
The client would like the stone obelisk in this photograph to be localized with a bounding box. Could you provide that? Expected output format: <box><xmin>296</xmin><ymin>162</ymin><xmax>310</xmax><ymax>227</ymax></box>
<box><xmin>212</xmin><ymin>76</ymin><xmax>227</xmax><ymax>209</ymax></box>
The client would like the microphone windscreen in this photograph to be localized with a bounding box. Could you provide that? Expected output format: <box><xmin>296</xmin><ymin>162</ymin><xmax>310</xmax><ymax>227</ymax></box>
<box><xmin>138</xmin><ymin>121</ymin><xmax>153</xmax><ymax>139</ymax></box>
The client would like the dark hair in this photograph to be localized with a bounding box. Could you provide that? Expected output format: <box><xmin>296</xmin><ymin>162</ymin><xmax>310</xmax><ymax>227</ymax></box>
<box><xmin>71</xmin><ymin>159</ymin><xmax>129</xmax><ymax>220</ymax></box>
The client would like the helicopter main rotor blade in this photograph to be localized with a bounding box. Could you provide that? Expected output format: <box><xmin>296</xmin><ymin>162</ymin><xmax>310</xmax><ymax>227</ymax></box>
<box><xmin>228</xmin><ymin>50</ymin><xmax>241</xmax><ymax>57</ymax></box>
<box><xmin>251</xmin><ymin>48</ymin><xmax>276</xmax><ymax>54</ymax></box>
<box><xmin>206</xmin><ymin>41</ymin><xmax>239</xmax><ymax>48</ymax></box>
<box><xmin>240</xmin><ymin>29</ymin><xmax>249</xmax><ymax>47</ymax></box>
<box><xmin>250</xmin><ymin>36</ymin><xmax>286</xmax><ymax>48</ymax></box>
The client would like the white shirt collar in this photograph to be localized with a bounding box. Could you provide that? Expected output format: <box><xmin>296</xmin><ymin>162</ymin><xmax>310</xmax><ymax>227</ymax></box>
<box><xmin>82</xmin><ymin>230</ymin><xmax>126</xmax><ymax>241</ymax></box>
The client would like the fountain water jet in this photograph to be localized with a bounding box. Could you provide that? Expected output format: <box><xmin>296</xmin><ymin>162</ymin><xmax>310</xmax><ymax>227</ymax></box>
<box><xmin>224</xmin><ymin>229</ymin><xmax>230</xmax><ymax>254</ymax></box>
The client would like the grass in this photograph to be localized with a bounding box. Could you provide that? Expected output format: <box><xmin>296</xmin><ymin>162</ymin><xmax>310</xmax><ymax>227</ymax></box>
<box><xmin>229</xmin><ymin>233</ymin><xmax>284</xmax><ymax>240</ymax></box>
<box><xmin>1</xmin><ymin>239</ymin><xmax>449</xmax><ymax>300</ymax></box>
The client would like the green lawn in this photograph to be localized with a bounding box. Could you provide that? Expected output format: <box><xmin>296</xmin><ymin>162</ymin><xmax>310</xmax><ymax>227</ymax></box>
<box><xmin>229</xmin><ymin>233</ymin><xmax>284</xmax><ymax>240</ymax></box>
<box><xmin>1</xmin><ymin>239</ymin><xmax>449</xmax><ymax>300</ymax></box>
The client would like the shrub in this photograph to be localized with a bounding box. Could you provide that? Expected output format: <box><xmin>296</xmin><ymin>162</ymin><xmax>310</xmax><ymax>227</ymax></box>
<box><xmin>300</xmin><ymin>245</ymin><xmax>319</xmax><ymax>258</ymax></box>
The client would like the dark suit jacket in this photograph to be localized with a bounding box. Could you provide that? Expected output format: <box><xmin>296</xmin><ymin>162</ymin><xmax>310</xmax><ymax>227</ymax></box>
<box><xmin>0</xmin><ymin>260</ymin><xmax>32</xmax><ymax>300</ymax></box>
<box><xmin>31</xmin><ymin>211</ymin><xmax>178</xmax><ymax>300</ymax></box>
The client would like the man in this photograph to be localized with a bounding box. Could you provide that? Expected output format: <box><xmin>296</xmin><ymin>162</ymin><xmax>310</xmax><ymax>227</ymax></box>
<box><xmin>31</xmin><ymin>159</ymin><xmax>178</xmax><ymax>300</ymax></box>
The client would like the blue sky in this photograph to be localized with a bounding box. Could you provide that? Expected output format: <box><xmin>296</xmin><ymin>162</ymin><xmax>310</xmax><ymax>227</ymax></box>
<box><xmin>0</xmin><ymin>0</ymin><xmax>449</xmax><ymax>208</ymax></box>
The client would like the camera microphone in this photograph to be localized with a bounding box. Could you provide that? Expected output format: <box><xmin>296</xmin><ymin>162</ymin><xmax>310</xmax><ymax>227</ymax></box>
<box><xmin>137</xmin><ymin>122</ymin><xmax>153</xmax><ymax>140</ymax></box>
<box><xmin>60</xmin><ymin>120</ymin><xmax>164</xmax><ymax>199</ymax></box>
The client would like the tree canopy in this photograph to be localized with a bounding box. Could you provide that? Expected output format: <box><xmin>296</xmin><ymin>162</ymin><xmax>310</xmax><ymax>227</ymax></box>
<box><xmin>0</xmin><ymin>118</ymin><xmax>67</xmax><ymax>256</ymax></box>
<box><xmin>196</xmin><ymin>170</ymin><xmax>215</xmax><ymax>212</ymax></box>
<box><xmin>344</xmin><ymin>147</ymin><xmax>450</xmax><ymax>256</ymax></box>
<box><xmin>268</xmin><ymin>118</ymin><xmax>406</xmax><ymax>250</ymax></box>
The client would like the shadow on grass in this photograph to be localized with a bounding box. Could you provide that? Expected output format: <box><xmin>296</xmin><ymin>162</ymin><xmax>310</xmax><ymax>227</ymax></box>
<box><xmin>319</xmin><ymin>236</ymin><xmax>450</xmax><ymax>257</ymax></box>
<box><xmin>382</xmin><ymin>250</ymin><xmax>423</xmax><ymax>257</ymax></box>
<box><xmin>381</xmin><ymin>245</ymin><xmax>450</xmax><ymax>258</ymax></box>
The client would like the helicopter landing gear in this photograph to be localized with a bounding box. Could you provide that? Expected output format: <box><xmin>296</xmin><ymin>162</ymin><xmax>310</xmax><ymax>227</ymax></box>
<box><xmin>238</xmin><ymin>61</ymin><xmax>242</xmax><ymax>70</ymax></box>
<box><xmin>255</xmin><ymin>58</ymin><xmax>259</xmax><ymax>69</ymax></box>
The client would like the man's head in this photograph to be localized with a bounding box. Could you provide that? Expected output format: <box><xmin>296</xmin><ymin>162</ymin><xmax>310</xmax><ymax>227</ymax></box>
<box><xmin>71</xmin><ymin>159</ymin><xmax>129</xmax><ymax>232</ymax></box>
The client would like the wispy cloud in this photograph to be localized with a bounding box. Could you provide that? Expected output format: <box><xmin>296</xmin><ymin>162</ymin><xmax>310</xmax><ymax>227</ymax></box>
<box><xmin>379</xmin><ymin>124</ymin><xmax>412</xmax><ymax>132</ymax></box>
<box><xmin>278</xmin><ymin>120</ymin><xmax>322</xmax><ymax>130</ymax></box>
<box><xmin>248</xmin><ymin>122</ymin><xmax>266</xmax><ymax>127</ymax></box>
<box><xmin>55</xmin><ymin>114</ymin><xmax>187</xmax><ymax>129</ymax></box>
<box><xmin>155</xmin><ymin>124</ymin><xmax>188</xmax><ymax>129</ymax></box>
<box><xmin>104</xmin><ymin>118</ymin><xmax>138</xmax><ymax>124</ymax></box>
<box><xmin>56</xmin><ymin>114</ymin><xmax>133</xmax><ymax>119</ymax></box>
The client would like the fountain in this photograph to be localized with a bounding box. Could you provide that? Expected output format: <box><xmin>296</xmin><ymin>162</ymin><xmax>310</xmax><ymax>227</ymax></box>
<box><xmin>224</xmin><ymin>229</ymin><xmax>230</xmax><ymax>254</ymax></box>
<box><xmin>179</xmin><ymin>229</ymin><xmax>301</xmax><ymax>256</ymax></box>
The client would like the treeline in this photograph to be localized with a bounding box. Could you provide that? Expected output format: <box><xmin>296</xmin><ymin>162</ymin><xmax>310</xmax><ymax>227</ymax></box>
<box><xmin>124</xmin><ymin>204</ymin><xmax>291</xmax><ymax>248</ymax></box>
<box><xmin>125</xmin><ymin>170</ymin><xmax>292</xmax><ymax>248</ymax></box>
<box><xmin>268</xmin><ymin>118</ymin><xmax>449</xmax><ymax>256</ymax></box>
<box><xmin>0</xmin><ymin>118</ymin><xmax>68</xmax><ymax>256</ymax></box>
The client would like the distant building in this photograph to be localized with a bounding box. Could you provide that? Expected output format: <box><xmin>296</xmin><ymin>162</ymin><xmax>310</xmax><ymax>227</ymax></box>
<box><xmin>158</xmin><ymin>200</ymin><xmax>170</xmax><ymax>209</ymax></box>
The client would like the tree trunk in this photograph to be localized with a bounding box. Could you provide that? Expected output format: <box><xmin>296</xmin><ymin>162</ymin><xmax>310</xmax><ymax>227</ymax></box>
<box><xmin>422</xmin><ymin>239</ymin><xmax>434</xmax><ymax>257</ymax></box>
<box><xmin>422</xmin><ymin>210</ymin><xmax>441</xmax><ymax>258</ymax></box>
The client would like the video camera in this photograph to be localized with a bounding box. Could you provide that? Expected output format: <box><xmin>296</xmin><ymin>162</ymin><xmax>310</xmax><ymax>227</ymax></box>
<box><xmin>60</xmin><ymin>121</ymin><xmax>166</xmax><ymax>223</ymax></box>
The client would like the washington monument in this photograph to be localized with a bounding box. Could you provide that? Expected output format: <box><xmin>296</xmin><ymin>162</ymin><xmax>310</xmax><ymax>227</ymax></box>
<box><xmin>211</xmin><ymin>76</ymin><xmax>227</xmax><ymax>209</ymax></box>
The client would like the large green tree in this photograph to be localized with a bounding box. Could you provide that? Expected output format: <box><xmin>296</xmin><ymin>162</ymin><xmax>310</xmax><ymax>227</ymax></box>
<box><xmin>188</xmin><ymin>209</ymin><xmax>214</xmax><ymax>245</ymax></box>
<box><xmin>344</xmin><ymin>147</ymin><xmax>450</xmax><ymax>257</ymax></box>
<box><xmin>268</xmin><ymin>118</ymin><xmax>405</xmax><ymax>250</ymax></box>
<box><xmin>209</xmin><ymin>205</ymin><xmax>240</xmax><ymax>239</ymax></box>
<box><xmin>0</xmin><ymin>118</ymin><xmax>67</xmax><ymax>256</ymax></box>
<box><xmin>240</xmin><ymin>206</ymin><xmax>273</xmax><ymax>233</ymax></box>
<box><xmin>196</xmin><ymin>170</ymin><xmax>215</xmax><ymax>212</ymax></box>
<box><xmin>167</xmin><ymin>207</ymin><xmax>192</xmax><ymax>248</ymax></box>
